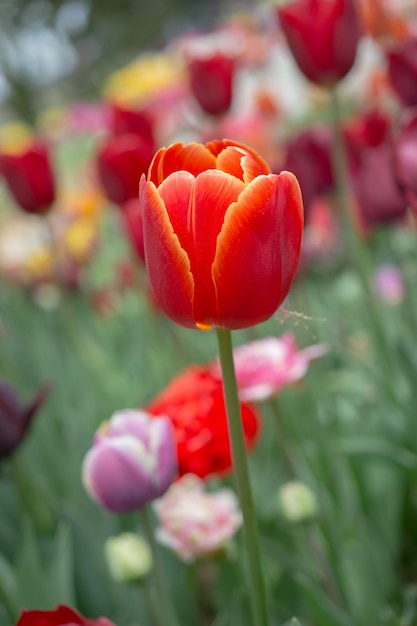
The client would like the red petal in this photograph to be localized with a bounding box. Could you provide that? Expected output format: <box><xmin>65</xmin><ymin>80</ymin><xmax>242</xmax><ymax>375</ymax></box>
<box><xmin>140</xmin><ymin>176</ymin><xmax>195</xmax><ymax>328</ymax></box>
<box><xmin>148</xmin><ymin>142</ymin><xmax>216</xmax><ymax>186</ymax></box>
<box><xmin>158</xmin><ymin>170</ymin><xmax>244</xmax><ymax>327</ymax></box>
<box><xmin>212</xmin><ymin>172</ymin><xmax>303</xmax><ymax>329</ymax></box>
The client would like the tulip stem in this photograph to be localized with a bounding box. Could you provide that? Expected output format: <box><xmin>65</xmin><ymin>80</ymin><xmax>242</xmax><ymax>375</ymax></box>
<box><xmin>215</xmin><ymin>328</ymin><xmax>270</xmax><ymax>626</ymax></box>
<box><xmin>140</xmin><ymin>506</ymin><xmax>180</xmax><ymax>626</ymax></box>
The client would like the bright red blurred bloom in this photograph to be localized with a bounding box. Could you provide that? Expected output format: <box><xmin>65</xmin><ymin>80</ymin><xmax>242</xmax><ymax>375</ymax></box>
<box><xmin>16</xmin><ymin>604</ymin><xmax>115</xmax><ymax>626</ymax></box>
<box><xmin>97</xmin><ymin>134</ymin><xmax>155</xmax><ymax>207</ymax></box>
<box><xmin>110</xmin><ymin>104</ymin><xmax>155</xmax><ymax>146</ymax></box>
<box><xmin>343</xmin><ymin>108</ymin><xmax>391</xmax><ymax>174</ymax></box>
<box><xmin>121</xmin><ymin>198</ymin><xmax>145</xmax><ymax>263</ymax></box>
<box><xmin>0</xmin><ymin>379</ymin><xmax>50</xmax><ymax>461</ymax></box>
<box><xmin>0</xmin><ymin>141</ymin><xmax>55</xmax><ymax>214</ymax></box>
<box><xmin>187</xmin><ymin>53</ymin><xmax>235</xmax><ymax>116</ymax></box>
<box><xmin>146</xmin><ymin>366</ymin><xmax>260</xmax><ymax>478</ymax></box>
<box><xmin>282</xmin><ymin>125</ymin><xmax>333</xmax><ymax>217</ymax></box>
<box><xmin>387</xmin><ymin>34</ymin><xmax>417</xmax><ymax>107</ymax></box>
<box><xmin>277</xmin><ymin>0</ymin><xmax>361</xmax><ymax>86</ymax></box>
<box><xmin>140</xmin><ymin>139</ymin><xmax>303</xmax><ymax>330</ymax></box>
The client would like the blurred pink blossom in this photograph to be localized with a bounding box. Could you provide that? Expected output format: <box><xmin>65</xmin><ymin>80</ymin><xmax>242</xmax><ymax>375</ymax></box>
<box><xmin>221</xmin><ymin>332</ymin><xmax>328</xmax><ymax>402</ymax></box>
<box><xmin>153</xmin><ymin>474</ymin><xmax>242</xmax><ymax>562</ymax></box>
<box><xmin>373</xmin><ymin>265</ymin><xmax>404</xmax><ymax>304</ymax></box>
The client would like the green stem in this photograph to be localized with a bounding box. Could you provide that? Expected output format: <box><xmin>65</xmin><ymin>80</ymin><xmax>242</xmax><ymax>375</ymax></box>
<box><xmin>215</xmin><ymin>328</ymin><xmax>269</xmax><ymax>626</ymax></box>
<box><xmin>140</xmin><ymin>506</ymin><xmax>180</xmax><ymax>626</ymax></box>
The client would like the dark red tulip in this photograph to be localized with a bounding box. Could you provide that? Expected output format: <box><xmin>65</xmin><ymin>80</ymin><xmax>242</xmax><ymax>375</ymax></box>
<box><xmin>121</xmin><ymin>198</ymin><xmax>145</xmax><ymax>263</ymax></box>
<box><xmin>277</xmin><ymin>0</ymin><xmax>361</xmax><ymax>86</ymax></box>
<box><xmin>0</xmin><ymin>141</ymin><xmax>55</xmax><ymax>214</ymax></box>
<box><xmin>354</xmin><ymin>142</ymin><xmax>408</xmax><ymax>226</ymax></box>
<box><xmin>0</xmin><ymin>379</ymin><xmax>50</xmax><ymax>460</ymax></box>
<box><xmin>387</xmin><ymin>34</ymin><xmax>417</xmax><ymax>107</ymax></box>
<box><xmin>97</xmin><ymin>134</ymin><xmax>155</xmax><ymax>206</ymax></box>
<box><xmin>111</xmin><ymin>104</ymin><xmax>156</xmax><ymax>146</ymax></box>
<box><xmin>187</xmin><ymin>53</ymin><xmax>235</xmax><ymax>116</ymax></box>
<box><xmin>394</xmin><ymin>107</ymin><xmax>417</xmax><ymax>212</ymax></box>
<box><xmin>343</xmin><ymin>108</ymin><xmax>391</xmax><ymax>174</ymax></box>
<box><xmin>281</xmin><ymin>125</ymin><xmax>333</xmax><ymax>216</ymax></box>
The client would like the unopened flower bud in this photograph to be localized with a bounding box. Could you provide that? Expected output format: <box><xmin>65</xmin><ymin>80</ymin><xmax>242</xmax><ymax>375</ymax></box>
<box><xmin>105</xmin><ymin>532</ymin><xmax>153</xmax><ymax>583</ymax></box>
<box><xmin>278</xmin><ymin>481</ymin><xmax>318</xmax><ymax>523</ymax></box>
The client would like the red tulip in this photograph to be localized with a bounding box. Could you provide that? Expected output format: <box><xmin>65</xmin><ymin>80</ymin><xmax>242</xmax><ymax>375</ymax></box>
<box><xmin>140</xmin><ymin>139</ymin><xmax>303</xmax><ymax>330</ymax></box>
<box><xmin>187</xmin><ymin>53</ymin><xmax>235</xmax><ymax>116</ymax></box>
<box><xmin>97</xmin><ymin>134</ymin><xmax>155</xmax><ymax>206</ymax></box>
<box><xmin>16</xmin><ymin>604</ymin><xmax>115</xmax><ymax>626</ymax></box>
<box><xmin>277</xmin><ymin>0</ymin><xmax>361</xmax><ymax>86</ymax></box>
<box><xmin>387</xmin><ymin>34</ymin><xmax>417</xmax><ymax>107</ymax></box>
<box><xmin>343</xmin><ymin>108</ymin><xmax>391</xmax><ymax>174</ymax></box>
<box><xmin>121</xmin><ymin>198</ymin><xmax>145</xmax><ymax>263</ymax></box>
<box><xmin>0</xmin><ymin>379</ymin><xmax>50</xmax><ymax>460</ymax></box>
<box><xmin>394</xmin><ymin>107</ymin><xmax>417</xmax><ymax>212</ymax></box>
<box><xmin>111</xmin><ymin>103</ymin><xmax>155</xmax><ymax>146</ymax></box>
<box><xmin>282</xmin><ymin>125</ymin><xmax>333</xmax><ymax>216</ymax></box>
<box><xmin>146</xmin><ymin>366</ymin><xmax>260</xmax><ymax>478</ymax></box>
<box><xmin>0</xmin><ymin>140</ymin><xmax>55</xmax><ymax>214</ymax></box>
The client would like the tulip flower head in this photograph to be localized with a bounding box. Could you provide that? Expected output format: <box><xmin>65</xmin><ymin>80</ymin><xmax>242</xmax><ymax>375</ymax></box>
<box><xmin>146</xmin><ymin>366</ymin><xmax>260</xmax><ymax>478</ymax></box>
<box><xmin>140</xmin><ymin>139</ymin><xmax>303</xmax><ymax>330</ymax></box>
<box><xmin>0</xmin><ymin>379</ymin><xmax>50</xmax><ymax>460</ymax></box>
<box><xmin>154</xmin><ymin>474</ymin><xmax>242</xmax><ymax>562</ymax></box>
<box><xmin>213</xmin><ymin>332</ymin><xmax>327</xmax><ymax>402</ymax></box>
<box><xmin>277</xmin><ymin>0</ymin><xmax>361</xmax><ymax>86</ymax></box>
<box><xmin>387</xmin><ymin>34</ymin><xmax>417</xmax><ymax>107</ymax></box>
<box><xmin>82</xmin><ymin>409</ymin><xmax>177</xmax><ymax>514</ymax></box>
<box><xmin>0</xmin><ymin>140</ymin><xmax>56</xmax><ymax>215</ymax></box>
<box><xmin>16</xmin><ymin>605</ymin><xmax>115</xmax><ymax>626</ymax></box>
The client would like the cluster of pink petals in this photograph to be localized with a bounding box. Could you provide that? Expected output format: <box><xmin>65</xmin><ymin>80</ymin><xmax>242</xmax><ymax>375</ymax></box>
<box><xmin>153</xmin><ymin>474</ymin><xmax>242</xmax><ymax>562</ymax></box>
<box><xmin>222</xmin><ymin>332</ymin><xmax>328</xmax><ymax>402</ymax></box>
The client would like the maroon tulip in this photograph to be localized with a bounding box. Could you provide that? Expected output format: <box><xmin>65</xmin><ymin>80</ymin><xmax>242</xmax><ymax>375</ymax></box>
<box><xmin>111</xmin><ymin>104</ymin><xmax>155</xmax><ymax>146</ymax></box>
<box><xmin>387</xmin><ymin>34</ymin><xmax>417</xmax><ymax>107</ymax></box>
<box><xmin>277</xmin><ymin>0</ymin><xmax>361</xmax><ymax>86</ymax></box>
<box><xmin>97</xmin><ymin>134</ymin><xmax>155</xmax><ymax>206</ymax></box>
<box><xmin>281</xmin><ymin>125</ymin><xmax>333</xmax><ymax>216</ymax></box>
<box><xmin>0</xmin><ymin>141</ymin><xmax>55</xmax><ymax>214</ymax></box>
<box><xmin>394</xmin><ymin>107</ymin><xmax>417</xmax><ymax>212</ymax></box>
<box><xmin>121</xmin><ymin>198</ymin><xmax>145</xmax><ymax>263</ymax></box>
<box><xmin>0</xmin><ymin>379</ymin><xmax>50</xmax><ymax>460</ymax></box>
<box><xmin>343</xmin><ymin>108</ymin><xmax>391</xmax><ymax>174</ymax></box>
<box><xmin>354</xmin><ymin>142</ymin><xmax>408</xmax><ymax>226</ymax></box>
<box><xmin>17</xmin><ymin>604</ymin><xmax>115</xmax><ymax>626</ymax></box>
<box><xmin>187</xmin><ymin>53</ymin><xmax>235</xmax><ymax>116</ymax></box>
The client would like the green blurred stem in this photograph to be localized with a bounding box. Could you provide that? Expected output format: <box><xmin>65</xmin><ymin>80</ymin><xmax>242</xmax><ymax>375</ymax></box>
<box><xmin>329</xmin><ymin>86</ymin><xmax>393</xmax><ymax>379</ymax></box>
<box><xmin>216</xmin><ymin>328</ymin><xmax>270</xmax><ymax>626</ymax></box>
<box><xmin>140</xmin><ymin>506</ymin><xmax>179</xmax><ymax>626</ymax></box>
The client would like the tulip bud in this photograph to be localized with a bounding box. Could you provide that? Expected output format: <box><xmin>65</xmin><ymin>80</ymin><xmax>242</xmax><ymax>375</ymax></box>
<box><xmin>0</xmin><ymin>379</ymin><xmax>50</xmax><ymax>460</ymax></box>
<box><xmin>82</xmin><ymin>409</ymin><xmax>178</xmax><ymax>514</ymax></box>
<box><xmin>105</xmin><ymin>532</ymin><xmax>153</xmax><ymax>583</ymax></box>
<box><xmin>187</xmin><ymin>52</ymin><xmax>235</xmax><ymax>117</ymax></box>
<box><xmin>278</xmin><ymin>480</ymin><xmax>318</xmax><ymax>523</ymax></box>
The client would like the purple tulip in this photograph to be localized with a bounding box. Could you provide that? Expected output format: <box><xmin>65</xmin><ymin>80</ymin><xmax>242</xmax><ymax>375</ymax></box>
<box><xmin>0</xmin><ymin>379</ymin><xmax>50</xmax><ymax>460</ymax></box>
<box><xmin>82</xmin><ymin>410</ymin><xmax>178</xmax><ymax>514</ymax></box>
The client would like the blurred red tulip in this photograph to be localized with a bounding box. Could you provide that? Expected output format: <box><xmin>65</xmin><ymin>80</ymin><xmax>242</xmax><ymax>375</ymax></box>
<box><xmin>343</xmin><ymin>108</ymin><xmax>391</xmax><ymax>174</ymax></box>
<box><xmin>387</xmin><ymin>34</ymin><xmax>417</xmax><ymax>107</ymax></box>
<box><xmin>111</xmin><ymin>104</ymin><xmax>156</xmax><ymax>146</ymax></box>
<box><xmin>0</xmin><ymin>379</ymin><xmax>50</xmax><ymax>460</ymax></box>
<box><xmin>121</xmin><ymin>198</ymin><xmax>145</xmax><ymax>263</ymax></box>
<box><xmin>97</xmin><ymin>134</ymin><xmax>155</xmax><ymax>206</ymax></box>
<box><xmin>277</xmin><ymin>0</ymin><xmax>361</xmax><ymax>86</ymax></box>
<box><xmin>187</xmin><ymin>53</ymin><xmax>235</xmax><ymax>116</ymax></box>
<box><xmin>140</xmin><ymin>139</ymin><xmax>303</xmax><ymax>330</ymax></box>
<box><xmin>146</xmin><ymin>366</ymin><xmax>260</xmax><ymax>479</ymax></box>
<box><xmin>394</xmin><ymin>107</ymin><xmax>417</xmax><ymax>212</ymax></box>
<box><xmin>0</xmin><ymin>141</ymin><xmax>55</xmax><ymax>214</ymax></box>
<box><xmin>17</xmin><ymin>604</ymin><xmax>115</xmax><ymax>626</ymax></box>
<box><xmin>281</xmin><ymin>125</ymin><xmax>333</xmax><ymax>216</ymax></box>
